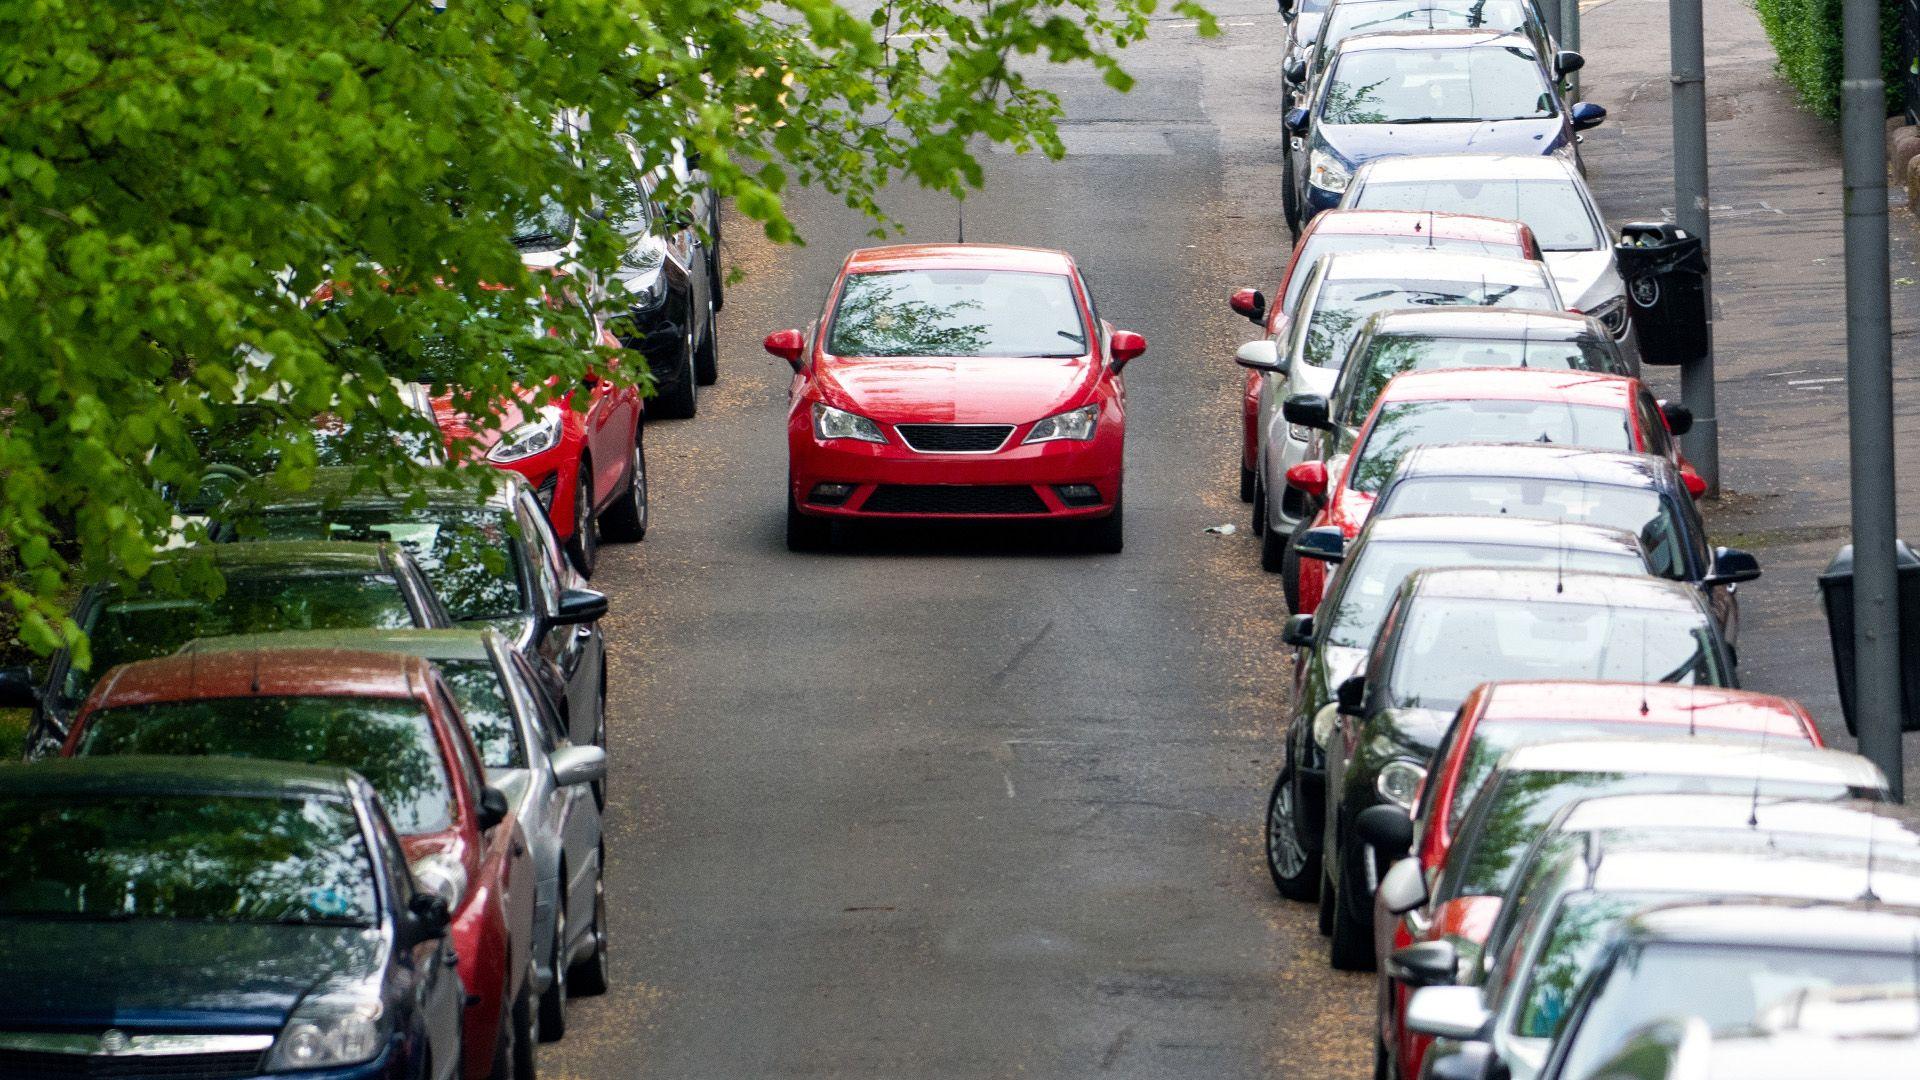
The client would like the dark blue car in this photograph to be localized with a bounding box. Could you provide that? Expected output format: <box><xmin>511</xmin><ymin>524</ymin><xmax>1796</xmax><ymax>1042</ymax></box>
<box><xmin>1284</xmin><ymin>30</ymin><xmax>1605</xmax><ymax>228</ymax></box>
<box><xmin>0</xmin><ymin>757</ymin><xmax>464</xmax><ymax>1079</ymax></box>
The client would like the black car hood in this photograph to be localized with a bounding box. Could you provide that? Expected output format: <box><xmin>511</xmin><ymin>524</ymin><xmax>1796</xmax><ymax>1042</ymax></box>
<box><xmin>0</xmin><ymin>920</ymin><xmax>382</xmax><ymax>1031</ymax></box>
<box><xmin>1369</xmin><ymin>706</ymin><xmax>1454</xmax><ymax>761</ymax></box>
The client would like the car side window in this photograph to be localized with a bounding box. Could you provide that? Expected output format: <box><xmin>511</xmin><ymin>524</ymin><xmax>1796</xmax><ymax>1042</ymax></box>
<box><xmin>1077</xmin><ymin>269</ymin><xmax>1104</xmax><ymax>340</ymax></box>
<box><xmin>1634</xmin><ymin>391</ymin><xmax>1673</xmax><ymax>457</ymax></box>
<box><xmin>514</xmin><ymin>652</ymin><xmax>572</xmax><ymax>748</ymax></box>
<box><xmin>503</xmin><ymin>652</ymin><xmax>560</xmax><ymax>755</ymax></box>
<box><xmin>434</xmin><ymin>680</ymin><xmax>488</xmax><ymax>803</ymax></box>
<box><xmin>1365</xmin><ymin>593</ymin><xmax>1406</xmax><ymax>709</ymax></box>
<box><xmin>516</xmin><ymin>495</ymin><xmax>565</xmax><ymax>616</ymax></box>
<box><xmin>367</xmin><ymin>799</ymin><xmax>418</xmax><ymax>910</ymax></box>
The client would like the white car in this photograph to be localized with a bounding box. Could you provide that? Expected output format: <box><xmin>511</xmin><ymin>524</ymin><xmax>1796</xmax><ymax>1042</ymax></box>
<box><xmin>1338</xmin><ymin>153</ymin><xmax>1639</xmax><ymax>362</ymax></box>
<box><xmin>1233</xmin><ymin>249</ymin><xmax>1564</xmax><ymax>568</ymax></box>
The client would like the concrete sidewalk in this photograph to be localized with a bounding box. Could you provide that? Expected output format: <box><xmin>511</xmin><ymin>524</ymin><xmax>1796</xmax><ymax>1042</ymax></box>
<box><xmin>1577</xmin><ymin>0</ymin><xmax>1920</xmax><ymax>787</ymax></box>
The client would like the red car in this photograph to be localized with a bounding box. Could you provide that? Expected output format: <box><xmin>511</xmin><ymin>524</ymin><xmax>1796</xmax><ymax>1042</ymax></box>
<box><xmin>765</xmin><ymin>244</ymin><xmax>1146</xmax><ymax>552</ymax></box>
<box><xmin>1372</xmin><ymin>680</ymin><xmax>1821</xmax><ymax>1080</ymax></box>
<box><xmin>1224</xmin><ymin>210</ymin><xmax>1542</xmax><ymax>501</ymax></box>
<box><xmin>63</xmin><ymin>648</ymin><xmax>539</xmax><ymax>1080</ymax></box>
<box><xmin>1285</xmin><ymin>367</ymin><xmax>1697</xmax><ymax>614</ymax></box>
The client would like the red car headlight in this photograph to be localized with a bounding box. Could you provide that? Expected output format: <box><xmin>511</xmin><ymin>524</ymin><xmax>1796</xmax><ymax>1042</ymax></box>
<box><xmin>1023</xmin><ymin>404</ymin><xmax>1099</xmax><ymax>444</ymax></box>
<box><xmin>487</xmin><ymin>406</ymin><xmax>565</xmax><ymax>463</ymax></box>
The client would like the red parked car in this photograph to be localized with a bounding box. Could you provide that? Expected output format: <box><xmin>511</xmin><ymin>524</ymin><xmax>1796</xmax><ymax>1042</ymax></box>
<box><xmin>1223</xmin><ymin>210</ymin><xmax>1542</xmax><ymax>501</ymax></box>
<box><xmin>62</xmin><ymin>648</ymin><xmax>539</xmax><ymax>1080</ymax></box>
<box><xmin>1371</xmin><ymin>680</ymin><xmax>1821</xmax><ymax>1080</ymax></box>
<box><xmin>1285</xmin><ymin>367</ymin><xmax>1699</xmax><ymax>614</ymax></box>
<box><xmin>766</xmin><ymin>243</ymin><xmax>1146</xmax><ymax>552</ymax></box>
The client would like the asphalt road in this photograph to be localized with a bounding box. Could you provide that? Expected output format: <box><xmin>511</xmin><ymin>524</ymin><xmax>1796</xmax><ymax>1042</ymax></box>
<box><xmin>546</xmin><ymin>2</ymin><xmax>1378</xmax><ymax>1077</ymax></box>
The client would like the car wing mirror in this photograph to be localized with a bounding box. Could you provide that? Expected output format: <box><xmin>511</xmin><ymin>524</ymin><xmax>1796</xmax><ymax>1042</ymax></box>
<box><xmin>1284</xmin><ymin>461</ymin><xmax>1329</xmax><ymax>497</ymax></box>
<box><xmin>1356</xmin><ymin>803</ymin><xmax>1414</xmax><ymax>860</ymax></box>
<box><xmin>1405</xmin><ymin>985</ymin><xmax>1493</xmax><ymax>1041</ymax></box>
<box><xmin>1658</xmin><ymin>399</ymin><xmax>1694</xmax><ymax>436</ymax></box>
<box><xmin>0</xmin><ymin>666</ymin><xmax>38</xmax><ymax>709</ymax></box>
<box><xmin>764</xmin><ymin>328</ymin><xmax>807</xmax><ymax>370</ymax></box>
<box><xmin>1388</xmin><ymin>939</ymin><xmax>1459</xmax><ymax>989</ymax></box>
<box><xmin>1335</xmin><ymin>673</ymin><xmax>1367</xmax><ymax>714</ymax></box>
<box><xmin>1570</xmin><ymin>101</ymin><xmax>1607</xmax><ymax>131</ymax></box>
<box><xmin>1284</xmin><ymin>106</ymin><xmax>1311</xmax><ymax>134</ymax></box>
<box><xmin>550</xmin><ymin>588</ymin><xmax>609</xmax><ymax>627</ymax></box>
<box><xmin>1281</xmin><ymin>393</ymin><xmax>1332</xmax><ymax>431</ymax></box>
<box><xmin>1234</xmin><ymin>340</ymin><xmax>1286</xmax><ymax>373</ymax></box>
<box><xmin>1705</xmin><ymin>546</ymin><xmax>1761</xmax><ymax>586</ymax></box>
<box><xmin>1294</xmin><ymin>524</ymin><xmax>1346</xmax><ymax>563</ymax></box>
<box><xmin>402</xmin><ymin>892</ymin><xmax>452</xmax><ymax>945</ymax></box>
<box><xmin>1282</xmin><ymin>613</ymin><xmax>1315</xmax><ymax>648</ymax></box>
<box><xmin>1284</xmin><ymin>60</ymin><xmax>1308</xmax><ymax>86</ymax></box>
<box><xmin>1681</xmin><ymin>465</ymin><xmax>1708</xmax><ymax>499</ymax></box>
<box><xmin>477</xmin><ymin>785</ymin><xmax>510</xmax><ymax>831</ymax></box>
<box><xmin>1109</xmin><ymin>330</ymin><xmax>1147</xmax><ymax>369</ymax></box>
<box><xmin>1229</xmin><ymin>287</ymin><xmax>1268</xmax><ymax>325</ymax></box>
<box><xmin>1378</xmin><ymin>857</ymin><xmax>1428</xmax><ymax>916</ymax></box>
<box><xmin>549</xmin><ymin>744</ymin><xmax>609</xmax><ymax>788</ymax></box>
<box><xmin>1556</xmin><ymin>51</ymin><xmax>1587</xmax><ymax>76</ymax></box>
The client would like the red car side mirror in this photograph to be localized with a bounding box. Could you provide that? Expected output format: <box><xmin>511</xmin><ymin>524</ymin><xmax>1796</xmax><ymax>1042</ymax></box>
<box><xmin>764</xmin><ymin>329</ymin><xmax>806</xmax><ymax>370</ymax></box>
<box><xmin>1285</xmin><ymin>461</ymin><xmax>1329</xmax><ymax>496</ymax></box>
<box><xmin>1110</xmin><ymin>330</ymin><xmax>1147</xmax><ymax>367</ymax></box>
<box><xmin>1681</xmin><ymin>465</ymin><xmax>1707</xmax><ymax>499</ymax></box>
<box><xmin>1228</xmin><ymin>287</ymin><xmax>1268</xmax><ymax>325</ymax></box>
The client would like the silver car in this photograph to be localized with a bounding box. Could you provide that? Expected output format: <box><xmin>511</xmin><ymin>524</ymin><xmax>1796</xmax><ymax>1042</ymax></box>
<box><xmin>181</xmin><ymin>628</ymin><xmax>609</xmax><ymax>1042</ymax></box>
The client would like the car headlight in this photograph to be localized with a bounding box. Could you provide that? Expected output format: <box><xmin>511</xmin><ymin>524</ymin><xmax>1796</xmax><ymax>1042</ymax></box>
<box><xmin>1587</xmin><ymin>296</ymin><xmax>1630</xmax><ymax>339</ymax></box>
<box><xmin>410</xmin><ymin>853</ymin><xmax>468</xmax><ymax>912</ymax></box>
<box><xmin>267</xmin><ymin>991</ymin><xmax>387</xmax><ymax>1072</ymax></box>
<box><xmin>1311</xmin><ymin>702</ymin><xmax>1340</xmax><ymax>751</ymax></box>
<box><xmin>1023</xmin><ymin>404</ymin><xmax>1099</xmax><ymax>444</ymax></box>
<box><xmin>1308</xmin><ymin>149</ymin><xmax>1350</xmax><ymax>194</ymax></box>
<box><xmin>486</xmin><ymin>405</ymin><xmax>565</xmax><ymax>464</ymax></box>
<box><xmin>623</xmin><ymin>269</ymin><xmax>667</xmax><ymax>311</ymax></box>
<box><xmin>811</xmin><ymin>402</ymin><xmax>888</xmax><ymax>444</ymax></box>
<box><xmin>1375</xmin><ymin>759</ymin><xmax>1428</xmax><ymax>812</ymax></box>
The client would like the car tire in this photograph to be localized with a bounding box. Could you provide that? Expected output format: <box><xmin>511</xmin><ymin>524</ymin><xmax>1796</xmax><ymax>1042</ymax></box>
<box><xmin>706</xmin><ymin>211</ymin><xmax>725</xmax><ymax>313</ymax></box>
<box><xmin>1374</xmin><ymin>1036</ymin><xmax>1392</xmax><ymax>1080</ymax></box>
<box><xmin>786</xmin><ymin>490</ymin><xmax>833</xmax><ymax>553</ymax></box>
<box><xmin>537</xmin><ymin>891</ymin><xmax>568</xmax><ymax>1042</ymax></box>
<box><xmin>1265</xmin><ymin>763</ymin><xmax>1321</xmax><ymax>901</ymax></box>
<box><xmin>1283</xmin><ymin>150</ymin><xmax>1301</xmax><ymax>237</ymax></box>
<box><xmin>565</xmin><ymin>463</ymin><xmax>598</xmax><ymax>579</ymax></box>
<box><xmin>567</xmin><ymin>844</ymin><xmax>611</xmax><ymax>997</ymax></box>
<box><xmin>1262</xmin><ymin>504</ymin><xmax>1291</xmax><ymax>574</ymax></box>
<box><xmin>598</xmin><ymin>428</ymin><xmax>649</xmax><ymax>543</ymax></box>
<box><xmin>511</xmin><ymin>980</ymin><xmax>537</xmax><ymax>1080</ymax></box>
<box><xmin>1281</xmin><ymin>517</ymin><xmax>1307</xmax><ymax>609</ymax></box>
<box><xmin>1317</xmin><ymin>869</ymin><xmax>1335</xmax><ymax>935</ymax></box>
<box><xmin>1251</xmin><ymin>477</ymin><xmax>1267</xmax><ymax>536</ymax></box>
<box><xmin>651</xmin><ymin>323</ymin><xmax>699</xmax><ymax>420</ymax></box>
<box><xmin>694</xmin><ymin>296</ymin><xmax>719</xmax><ymax>386</ymax></box>
<box><xmin>1084</xmin><ymin>497</ymin><xmax>1124</xmax><ymax>554</ymax></box>
<box><xmin>1329</xmin><ymin>835</ymin><xmax>1378</xmax><ymax>972</ymax></box>
<box><xmin>1240</xmin><ymin>463</ymin><xmax>1256</xmax><ymax>503</ymax></box>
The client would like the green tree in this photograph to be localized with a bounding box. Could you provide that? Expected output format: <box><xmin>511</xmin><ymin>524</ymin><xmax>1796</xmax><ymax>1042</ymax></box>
<box><xmin>0</xmin><ymin>0</ymin><xmax>1212</xmax><ymax>655</ymax></box>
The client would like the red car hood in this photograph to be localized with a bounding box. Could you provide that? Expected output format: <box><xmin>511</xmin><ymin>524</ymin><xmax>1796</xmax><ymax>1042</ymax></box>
<box><xmin>427</xmin><ymin>386</ymin><xmax>555</xmax><ymax>453</ymax></box>
<box><xmin>815</xmin><ymin>355</ymin><xmax>1098</xmax><ymax>425</ymax></box>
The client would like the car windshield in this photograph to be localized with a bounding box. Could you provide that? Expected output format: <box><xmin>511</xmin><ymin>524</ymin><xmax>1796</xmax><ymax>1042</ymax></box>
<box><xmin>1559</xmin><ymin>942</ymin><xmax>1920</xmax><ymax>1080</ymax></box>
<box><xmin>66</xmin><ymin>575</ymin><xmax>417</xmax><ymax>707</ymax></box>
<box><xmin>511</xmin><ymin>198</ymin><xmax>574</xmax><ymax>254</ymax></box>
<box><xmin>1334</xmin><ymin>334</ymin><xmax>1628</xmax><ymax>426</ymax></box>
<box><xmin>1516</xmin><ymin>890</ymin><xmax>1676</xmax><ymax>1040</ymax></box>
<box><xmin>1349</xmin><ymin>178</ymin><xmax>1604</xmax><ymax>251</ymax></box>
<box><xmin>439</xmin><ymin>659</ymin><xmax>525</xmax><ymax>770</ymax></box>
<box><xmin>250</xmin><ymin>508</ymin><xmax>523</xmax><ymax>622</ymax></box>
<box><xmin>75</xmin><ymin>697</ymin><xmax>456</xmax><ymax>834</ymax></box>
<box><xmin>185</xmin><ymin>412</ymin><xmax>440</xmax><ymax>513</ymax></box>
<box><xmin>1281</xmin><ymin>235</ymin><xmax>1530</xmax><ymax>312</ymax></box>
<box><xmin>1321</xmin><ymin>541</ymin><xmax>1646</xmax><ymax>649</ymax></box>
<box><xmin>1302</xmin><ymin>277</ymin><xmax>1559</xmax><ymax>369</ymax></box>
<box><xmin>1389</xmin><ymin>596</ymin><xmax>1723</xmax><ymax>711</ymax></box>
<box><xmin>826</xmin><ymin>269</ymin><xmax>1089</xmax><ymax>359</ymax></box>
<box><xmin>1375</xmin><ymin>476</ymin><xmax>1692</xmax><ymax>579</ymax></box>
<box><xmin>1317</xmin><ymin>1</ymin><xmax>1533</xmax><ymax>70</ymax></box>
<box><xmin>1347</xmin><ymin>400</ymin><xmax>1632</xmax><ymax>493</ymax></box>
<box><xmin>1321</xmin><ymin>46</ymin><xmax>1555</xmax><ymax>125</ymax></box>
<box><xmin>0</xmin><ymin>793</ymin><xmax>377</xmax><ymax>925</ymax></box>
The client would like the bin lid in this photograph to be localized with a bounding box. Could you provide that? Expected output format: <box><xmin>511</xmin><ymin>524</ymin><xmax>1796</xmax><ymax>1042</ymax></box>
<box><xmin>1820</xmin><ymin>540</ymin><xmax>1920</xmax><ymax>585</ymax></box>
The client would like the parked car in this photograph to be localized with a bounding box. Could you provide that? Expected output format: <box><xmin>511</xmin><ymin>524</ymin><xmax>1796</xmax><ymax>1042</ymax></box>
<box><xmin>1279</xmin><ymin>0</ymin><xmax>1339</xmax><ymax>103</ymax></box>
<box><xmin>1283</xmin><ymin>31</ymin><xmax>1604</xmax><ymax>227</ymax></box>
<box><xmin>1235</xmin><ymin>251</ymin><xmax>1563</xmax><ymax>559</ymax></box>
<box><xmin>1369</xmin><ymin>690</ymin><xmax>1829</xmax><ymax>1080</ymax></box>
<box><xmin>1284</xmin><ymin>368</ymin><xmax>1704</xmax><ymax>613</ymax></box>
<box><xmin>1314</xmin><ymin>569</ymin><xmax>1740</xmax><ymax>970</ymax></box>
<box><xmin>1556</xmin><ymin>998</ymin><xmax>1920</xmax><ymax>1080</ymax></box>
<box><xmin>183</xmin><ymin>628</ymin><xmax>610</xmax><ymax>1041</ymax></box>
<box><xmin>61</xmin><ymin>648</ymin><xmax>539</xmax><ymax>1080</ymax></box>
<box><xmin>765</xmin><ymin>243</ymin><xmax>1146</xmax><ymax>553</ymax></box>
<box><xmin>0</xmin><ymin>541</ymin><xmax>450</xmax><ymax>757</ymax></box>
<box><xmin>1226</xmin><ymin>209</ymin><xmax>1544</xmax><ymax>501</ymax></box>
<box><xmin>215</xmin><ymin>468</ymin><xmax>611</xmax><ymax>744</ymax></box>
<box><xmin>1341</xmin><ymin>154</ymin><xmax>1634</xmax><ymax>350</ymax></box>
<box><xmin>1370</xmin><ymin>445</ymin><xmax>1755</xmax><ymax>644</ymax></box>
<box><xmin>1403</xmin><ymin>793</ymin><xmax>1920</xmax><ymax>1080</ymax></box>
<box><xmin>1297</xmin><ymin>0</ymin><xmax>1564</xmax><ymax>109</ymax></box>
<box><xmin>1265</xmin><ymin>517</ymin><xmax>1656</xmax><ymax>903</ymax></box>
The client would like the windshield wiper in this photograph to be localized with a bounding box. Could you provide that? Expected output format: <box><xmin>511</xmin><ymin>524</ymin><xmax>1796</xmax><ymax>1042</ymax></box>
<box><xmin>510</xmin><ymin>231</ymin><xmax>563</xmax><ymax>251</ymax></box>
<box><xmin>1017</xmin><ymin>352</ymin><xmax>1086</xmax><ymax>359</ymax></box>
<box><xmin>1055</xmin><ymin>330</ymin><xmax>1086</xmax><ymax>345</ymax></box>
<box><xmin>1389</xmin><ymin>116</ymin><xmax>1488</xmax><ymax>125</ymax></box>
<box><xmin>270</xmin><ymin>915</ymin><xmax>372</xmax><ymax>928</ymax></box>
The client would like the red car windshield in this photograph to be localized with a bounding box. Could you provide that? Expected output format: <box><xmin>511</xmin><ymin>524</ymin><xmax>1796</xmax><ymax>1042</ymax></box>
<box><xmin>1347</xmin><ymin>399</ymin><xmax>1632</xmax><ymax>493</ymax></box>
<box><xmin>827</xmin><ymin>269</ymin><xmax>1089</xmax><ymax>359</ymax></box>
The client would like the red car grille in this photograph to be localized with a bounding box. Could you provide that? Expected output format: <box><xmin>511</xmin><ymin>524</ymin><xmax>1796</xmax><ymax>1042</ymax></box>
<box><xmin>894</xmin><ymin>424</ymin><xmax>1014</xmax><ymax>452</ymax></box>
<box><xmin>861</xmin><ymin>485</ymin><xmax>1049</xmax><ymax>515</ymax></box>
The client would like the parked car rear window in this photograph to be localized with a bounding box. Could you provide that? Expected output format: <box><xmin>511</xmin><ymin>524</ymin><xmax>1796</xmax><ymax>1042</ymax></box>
<box><xmin>1283</xmin><ymin>234</ymin><xmax>1530</xmax><ymax>312</ymax></box>
<box><xmin>1349</xmin><ymin>178</ymin><xmax>1604</xmax><ymax>251</ymax></box>
<box><xmin>1374</xmin><ymin>476</ymin><xmax>1691</xmax><ymax>580</ymax></box>
<box><xmin>75</xmin><ymin>696</ymin><xmax>456</xmax><ymax>834</ymax></box>
<box><xmin>827</xmin><ymin>270</ymin><xmax>1089</xmax><ymax>359</ymax></box>
<box><xmin>0</xmin><ymin>794</ymin><xmax>376</xmax><ymax>925</ymax></box>
<box><xmin>1322</xmin><ymin>45</ymin><xmax>1554</xmax><ymax>125</ymax></box>
<box><xmin>1303</xmin><ymin>277</ymin><xmax>1558</xmax><ymax>370</ymax></box>
<box><xmin>437</xmin><ymin>659</ymin><xmax>526</xmax><ymax>770</ymax></box>
<box><xmin>1316</xmin><ymin>1</ymin><xmax>1533</xmax><ymax>72</ymax></box>
<box><xmin>247</xmin><ymin>507</ymin><xmax>525</xmax><ymax>622</ymax></box>
<box><xmin>1348</xmin><ymin>401</ymin><xmax>1631</xmax><ymax>493</ymax></box>
<box><xmin>67</xmin><ymin>576</ymin><xmax>417</xmax><ymax>705</ymax></box>
<box><xmin>1335</xmin><ymin>333</ymin><xmax>1629</xmax><ymax>426</ymax></box>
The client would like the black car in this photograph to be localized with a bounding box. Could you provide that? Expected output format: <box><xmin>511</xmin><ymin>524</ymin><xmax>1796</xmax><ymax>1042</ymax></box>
<box><xmin>1369</xmin><ymin>444</ymin><xmax>1760</xmax><ymax>650</ymax></box>
<box><xmin>1317</xmin><ymin>567</ymin><xmax>1737</xmax><ymax>970</ymax></box>
<box><xmin>0</xmin><ymin>541</ymin><xmax>450</xmax><ymax>756</ymax></box>
<box><xmin>215</xmin><ymin>468</ymin><xmax>610</xmax><ymax>745</ymax></box>
<box><xmin>0</xmin><ymin>756</ymin><xmax>463</xmax><ymax>1080</ymax></box>
<box><xmin>602</xmin><ymin>136</ymin><xmax>720</xmax><ymax>419</ymax></box>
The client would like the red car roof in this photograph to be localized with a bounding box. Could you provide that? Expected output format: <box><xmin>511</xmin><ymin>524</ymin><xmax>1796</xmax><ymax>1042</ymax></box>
<box><xmin>1378</xmin><ymin>368</ymin><xmax>1638</xmax><ymax>408</ymax></box>
<box><xmin>1301</xmin><ymin>209</ymin><xmax>1535</xmax><ymax>248</ymax></box>
<box><xmin>83</xmin><ymin>648</ymin><xmax>429</xmax><ymax>714</ymax></box>
<box><xmin>842</xmin><ymin>243</ymin><xmax>1077</xmax><ymax>275</ymax></box>
<box><xmin>1476</xmin><ymin>681</ymin><xmax>1817</xmax><ymax>739</ymax></box>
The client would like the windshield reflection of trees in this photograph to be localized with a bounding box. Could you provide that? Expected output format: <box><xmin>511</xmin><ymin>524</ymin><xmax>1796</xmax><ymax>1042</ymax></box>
<box><xmin>78</xmin><ymin>698</ymin><xmax>455</xmax><ymax>833</ymax></box>
<box><xmin>261</xmin><ymin>509</ymin><xmax>519</xmax><ymax>621</ymax></box>
<box><xmin>439</xmin><ymin>661</ymin><xmax>524</xmax><ymax>769</ymax></box>
<box><xmin>0</xmin><ymin>795</ymin><xmax>376</xmax><ymax>924</ymax></box>
<box><xmin>829</xmin><ymin>278</ymin><xmax>990</xmax><ymax>357</ymax></box>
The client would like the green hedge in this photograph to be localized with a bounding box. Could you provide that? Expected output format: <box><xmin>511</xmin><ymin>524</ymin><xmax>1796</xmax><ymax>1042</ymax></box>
<box><xmin>1756</xmin><ymin>0</ymin><xmax>1908</xmax><ymax>119</ymax></box>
